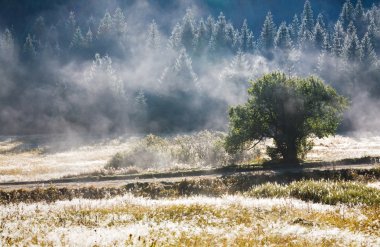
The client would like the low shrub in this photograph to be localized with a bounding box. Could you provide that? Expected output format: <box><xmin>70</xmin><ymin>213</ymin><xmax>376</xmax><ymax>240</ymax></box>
<box><xmin>105</xmin><ymin>131</ymin><xmax>261</xmax><ymax>171</ymax></box>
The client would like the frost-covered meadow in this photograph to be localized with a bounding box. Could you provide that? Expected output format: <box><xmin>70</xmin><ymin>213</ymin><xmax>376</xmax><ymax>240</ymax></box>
<box><xmin>1</xmin><ymin>132</ymin><xmax>380</xmax><ymax>182</ymax></box>
<box><xmin>1</xmin><ymin>132</ymin><xmax>380</xmax><ymax>246</ymax></box>
<box><xmin>1</xmin><ymin>193</ymin><xmax>379</xmax><ymax>246</ymax></box>
<box><xmin>1</xmin><ymin>0</ymin><xmax>380</xmax><ymax>246</ymax></box>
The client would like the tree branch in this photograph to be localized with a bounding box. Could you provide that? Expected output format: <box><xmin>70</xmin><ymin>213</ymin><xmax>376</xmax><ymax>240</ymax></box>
<box><xmin>247</xmin><ymin>137</ymin><xmax>263</xmax><ymax>150</ymax></box>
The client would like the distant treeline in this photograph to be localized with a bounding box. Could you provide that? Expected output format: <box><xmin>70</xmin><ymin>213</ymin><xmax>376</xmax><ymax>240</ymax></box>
<box><xmin>0</xmin><ymin>0</ymin><xmax>379</xmax><ymax>134</ymax></box>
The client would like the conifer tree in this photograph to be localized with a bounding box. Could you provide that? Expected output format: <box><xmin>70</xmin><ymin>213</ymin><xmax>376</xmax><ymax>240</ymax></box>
<box><xmin>299</xmin><ymin>0</ymin><xmax>315</xmax><ymax>49</ymax></box>
<box><xmin>322</xmin><ymin>32</ymin><xmax>331</xmax><ymax>52</ymax></box>
<box><xmin>354</xmin><ymin>0</ymin><xmax>367</xmax><ymax>36</ymax></box>
<box><xmin>194</xmin><ymin>18</ymin><xmax>209</xmax><ymax>55</ymax></box>
<box><xmin>88</xmin><ymin>54</ymin><xmax>125</xmax><ymax>97</ymax></box>
<box><xmin>113</xmin><ymin>8</ymin><xmax>127</xmax><ymax>36</ymax></box>
<box><xmin>205</xmin><ymin>16</ymin><xmax>215</xmax><ymax>40</ymax></box>
<box><xmin>67</xmin><ymin>11</ymin><xmax>77</xmax><ymax>34</ymax></box>
<box><xmin>174</xmin><ymin>49</ymin><xmax>198</xmax><ymax>84</ymax></box>
<box><xmin>289</xmin><ymin>14</ymin><xmax>300</xmax><ymax>46</ymax></box>
<box><xmin>168</xmin><ymin>23</ymin><xmax>182</xmax><ymax>50</ymax></box>
<box><xmin>210</xmin><ymin>12</ymin><xmax>229</xmax><ymax>53</ymax></box>
<box><xmin>343</xmin><ymin>29</ymin><xmax>362</xmax><ymax>62</ymax></box>
<box><xmin>315</xmin><ymin>51</ymin><xmax>326</xmax><ymax>73</ymax></box>
<box><xmin>275</xmin><ymin>22</ymin><xmax>292</xmax><ymax>51</ymax></box>
<box><xmin>230</xmin><ymin>50</ymin><xmax>250</xmax><ymax>72</ymax></box>
<box><xmin>0</xmin><ymin>28</ymin><xmax>15</xmax><ymax>58</ymax></box>
<box><xmin>316</xmin><ymin>13</ymin><xmax>326</xmax><ymax>29</ymax></box>
<box><xmin>85</xmin><ymin>28</ymin><xmax>93</xmax><ymax>47</ymax></box>
<box><xmin>70</xmin><ymin>26</ymin><xmax>85</xmax><ymax>48</ymax></box>
<box><xmin>221</xmin><ymin>50</ymin><xmax>251</xmax><ymax>93</ymax></box>
<box><xmin>347</xmin><ymin>21</ymin><xmax>357</xmax><ymax>37</ymax></box>
<box><xmin>361</xmin><ymin>32</ymin><xmax>377</xmax><ymax>67</ymax></box>
<box><xmin>240</xmin><ymin>19</ymin><xmax>254</xmax><ymax>52</ymax></box>
<box><xmin>33</xmin><ymin>16</ymin><xmax>46</xmax><ymax>40</ymax></box>
<box><xmin>180</xmin><ymin>9</ymin><xmax>196</xmax><ymax>52</ymax></box>
<box><xmin>147</xmin><ymin>20</ymin><xmax>160</xmax><ymax>50</ymax></box>
<box><xmin>247</xmin><ymin>32</ymin><xmax>255</xmax><ymax>52</ymax></box>
<box><xmin>367</xmin><ymin>17</ymin><xmax>377</xmax><ymax>50</ymax></box>
<box><xmin>340</xmin><ymin>0</ymin><xmax>354</xmax><ymax>29</ymax></box>
<box><xmin>159</xmin><ymin>49</ymin><xmax>198</xmax><ymax>89</ymax></box>
<box><xmin>354</xmin><ymin>0</ymin><xmax>364</xmax><ymax>21</ymax></box>
<box><xmin>1</xmin><ymin>29</ymin><xmax>14</xmax><ymax>50</ymax></box>
<box><xmin>132</xmin><ymin>89</ymin><xmax>148</xmax><ymax>127</ymax></box>
<box><xmin>260</xmin><ymin>11</ymin><xmax>276</xmax><ymax>52</ymax></box>
<box><xmin>225</xmin><ymin>23</ymin><xmax>236</xmax><ymax>50</ymax></box>
<box><xmin>23</xmin><ymin>34</ymin><xmax>37</xmax><ymax>58</ymax></box>
<box><xmin>86</xmin><ymin>16</ymin><xmax>96</xmax><ymax>33</ymax></box>
<box><xmin>313</xmin><ymin>23</ymin><xmax>326</xmax><ymax>50</ymax></box>
<box><xmin>97</xmin><ymin>10</ymin><xmax>113</xmax><ymax>37</ymax></box>
<box><xmin>332</xmin><ymin>21</ymin><xmax>345</xmax><ymax>57</ymax></box>
<box><xmin>301</xmin><ymin>0</ymin><xmax>314</xmax><ymax>33</ymax></box>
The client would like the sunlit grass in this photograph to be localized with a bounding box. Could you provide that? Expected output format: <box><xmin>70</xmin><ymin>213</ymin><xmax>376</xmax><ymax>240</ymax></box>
<box><xmin>1</xmin><ymin>176</ymin><xmax>380</xmax><ymax>246</ymax></box>
<box><xmin>1</xmin><ymin>134</ymin><xmax>380</xmax><ymax>245</ymax></box>
<box><xmin>1</xmin><ymin>133</ymin><xmax>380</xmax><ymax>182</ymax></box>
<box><xmin>1</xmin><ymin>194</ymin><xmax>379</xmax><ymax>246</ymax></box>
<box><xmin>248</xmin><ymin>180</ymin><xmax>380</xmax><ymax>205</ymax></box>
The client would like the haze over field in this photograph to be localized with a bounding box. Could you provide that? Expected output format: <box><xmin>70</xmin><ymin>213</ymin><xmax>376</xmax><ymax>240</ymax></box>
<box><xmin>0</xmin><ymin>0</ymin><xmax>379</xmax><ymax>137</ymax></box>
<box><xmin>1</xmin><ymin>2</ymin><xmax>380</xmax><ymax>247</ymax></box>
<box><xmin>1</xmin><ymin>134</ymin><xmax>380</xmax><ymax>182</ymax></box>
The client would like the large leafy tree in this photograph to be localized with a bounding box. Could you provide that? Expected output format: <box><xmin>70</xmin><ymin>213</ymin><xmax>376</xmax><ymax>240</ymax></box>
<box><xmin>225</xmin><ymin>72</ymin><xmax>347</xmax><ymax>164</ymax></box>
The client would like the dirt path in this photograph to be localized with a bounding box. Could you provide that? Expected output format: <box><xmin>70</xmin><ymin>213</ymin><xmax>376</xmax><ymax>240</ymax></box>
<box><xmin>0</xmin><ymin>162</ymin><xmax>377</xmax><ymax>191</ymax></box>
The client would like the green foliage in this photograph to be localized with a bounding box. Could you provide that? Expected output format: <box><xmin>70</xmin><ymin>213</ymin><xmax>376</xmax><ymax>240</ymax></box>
<box><xmin>2</xmin><ymin>168</ymin><xmax>380</xmax><ymax>204</ymax></box>
<box><xmin>249</xmin><ymin>180</ymin><xmax>380</xmax><ymax>206</ymax></box>
<box><xmin>225</xmin><ymin>72</ymin><xmax>347</xmax><ymax>164</ymax></box>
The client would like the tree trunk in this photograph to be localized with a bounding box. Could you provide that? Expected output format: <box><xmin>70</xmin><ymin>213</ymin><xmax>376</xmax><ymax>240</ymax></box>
<box><xmin>282</xmin><ymin>140</ymin><xmax>300</xmax><ymax>165</ymax></box>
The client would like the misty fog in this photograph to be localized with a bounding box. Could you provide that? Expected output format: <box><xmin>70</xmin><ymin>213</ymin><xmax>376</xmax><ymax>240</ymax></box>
<box><xmin>0</xmin><ymin>0</ymin><xmax>379</xmax><ymax>137</ymax></box>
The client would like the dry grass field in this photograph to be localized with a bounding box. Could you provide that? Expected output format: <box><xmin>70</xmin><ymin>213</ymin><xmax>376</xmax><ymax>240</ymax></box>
<box><xmin>1</xmin><ymin>133</ymin><xmax>380</xmax><ymax>183</ymax></box>
<box><xmin>1</xmin><ymin>189</ymin><xmax>379</xmax><ymax>246</ymax></box>
<box><xmin>1</xmin><ymin>133</ymin><xmax>380</xmax><ymax>246</ymax></box>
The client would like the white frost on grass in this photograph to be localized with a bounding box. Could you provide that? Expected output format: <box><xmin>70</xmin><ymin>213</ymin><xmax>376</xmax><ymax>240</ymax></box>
<box><xmin>272</xmin><ymin>222</ymin><xmax>380</xmax><ymax>247</ymax></box>
<box><xmin>0</xmin><ymin>194</ymin><xmax>337</xmax><ymax>213</ymax></box>
<box><xmin>306</xmin><ymin>136</ymin><xmax>380</xmax><ymax>161</ymax></box>
<box><xmin>1</xmin><ymin>134</ymin><xmax>380</xmax><ymax>182</ymax></box>
<box><xmin>1</xmin><ymin>194</ymin><xmax>379</xmax><ymax>246</ymax></box>
<box><xmin>367</xmin><ymin>182</ymin><xmax>380</xmax><ymax>190</ymax></box>
<box><xmin>8</xmin><ymin>212</ymin><xmax>379</xmax><ymax>247</ymax></box>
<box><xmin>0</xmin><ymin>137</ymin><xmax>134</xmax><ymax>182</ymax></box>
